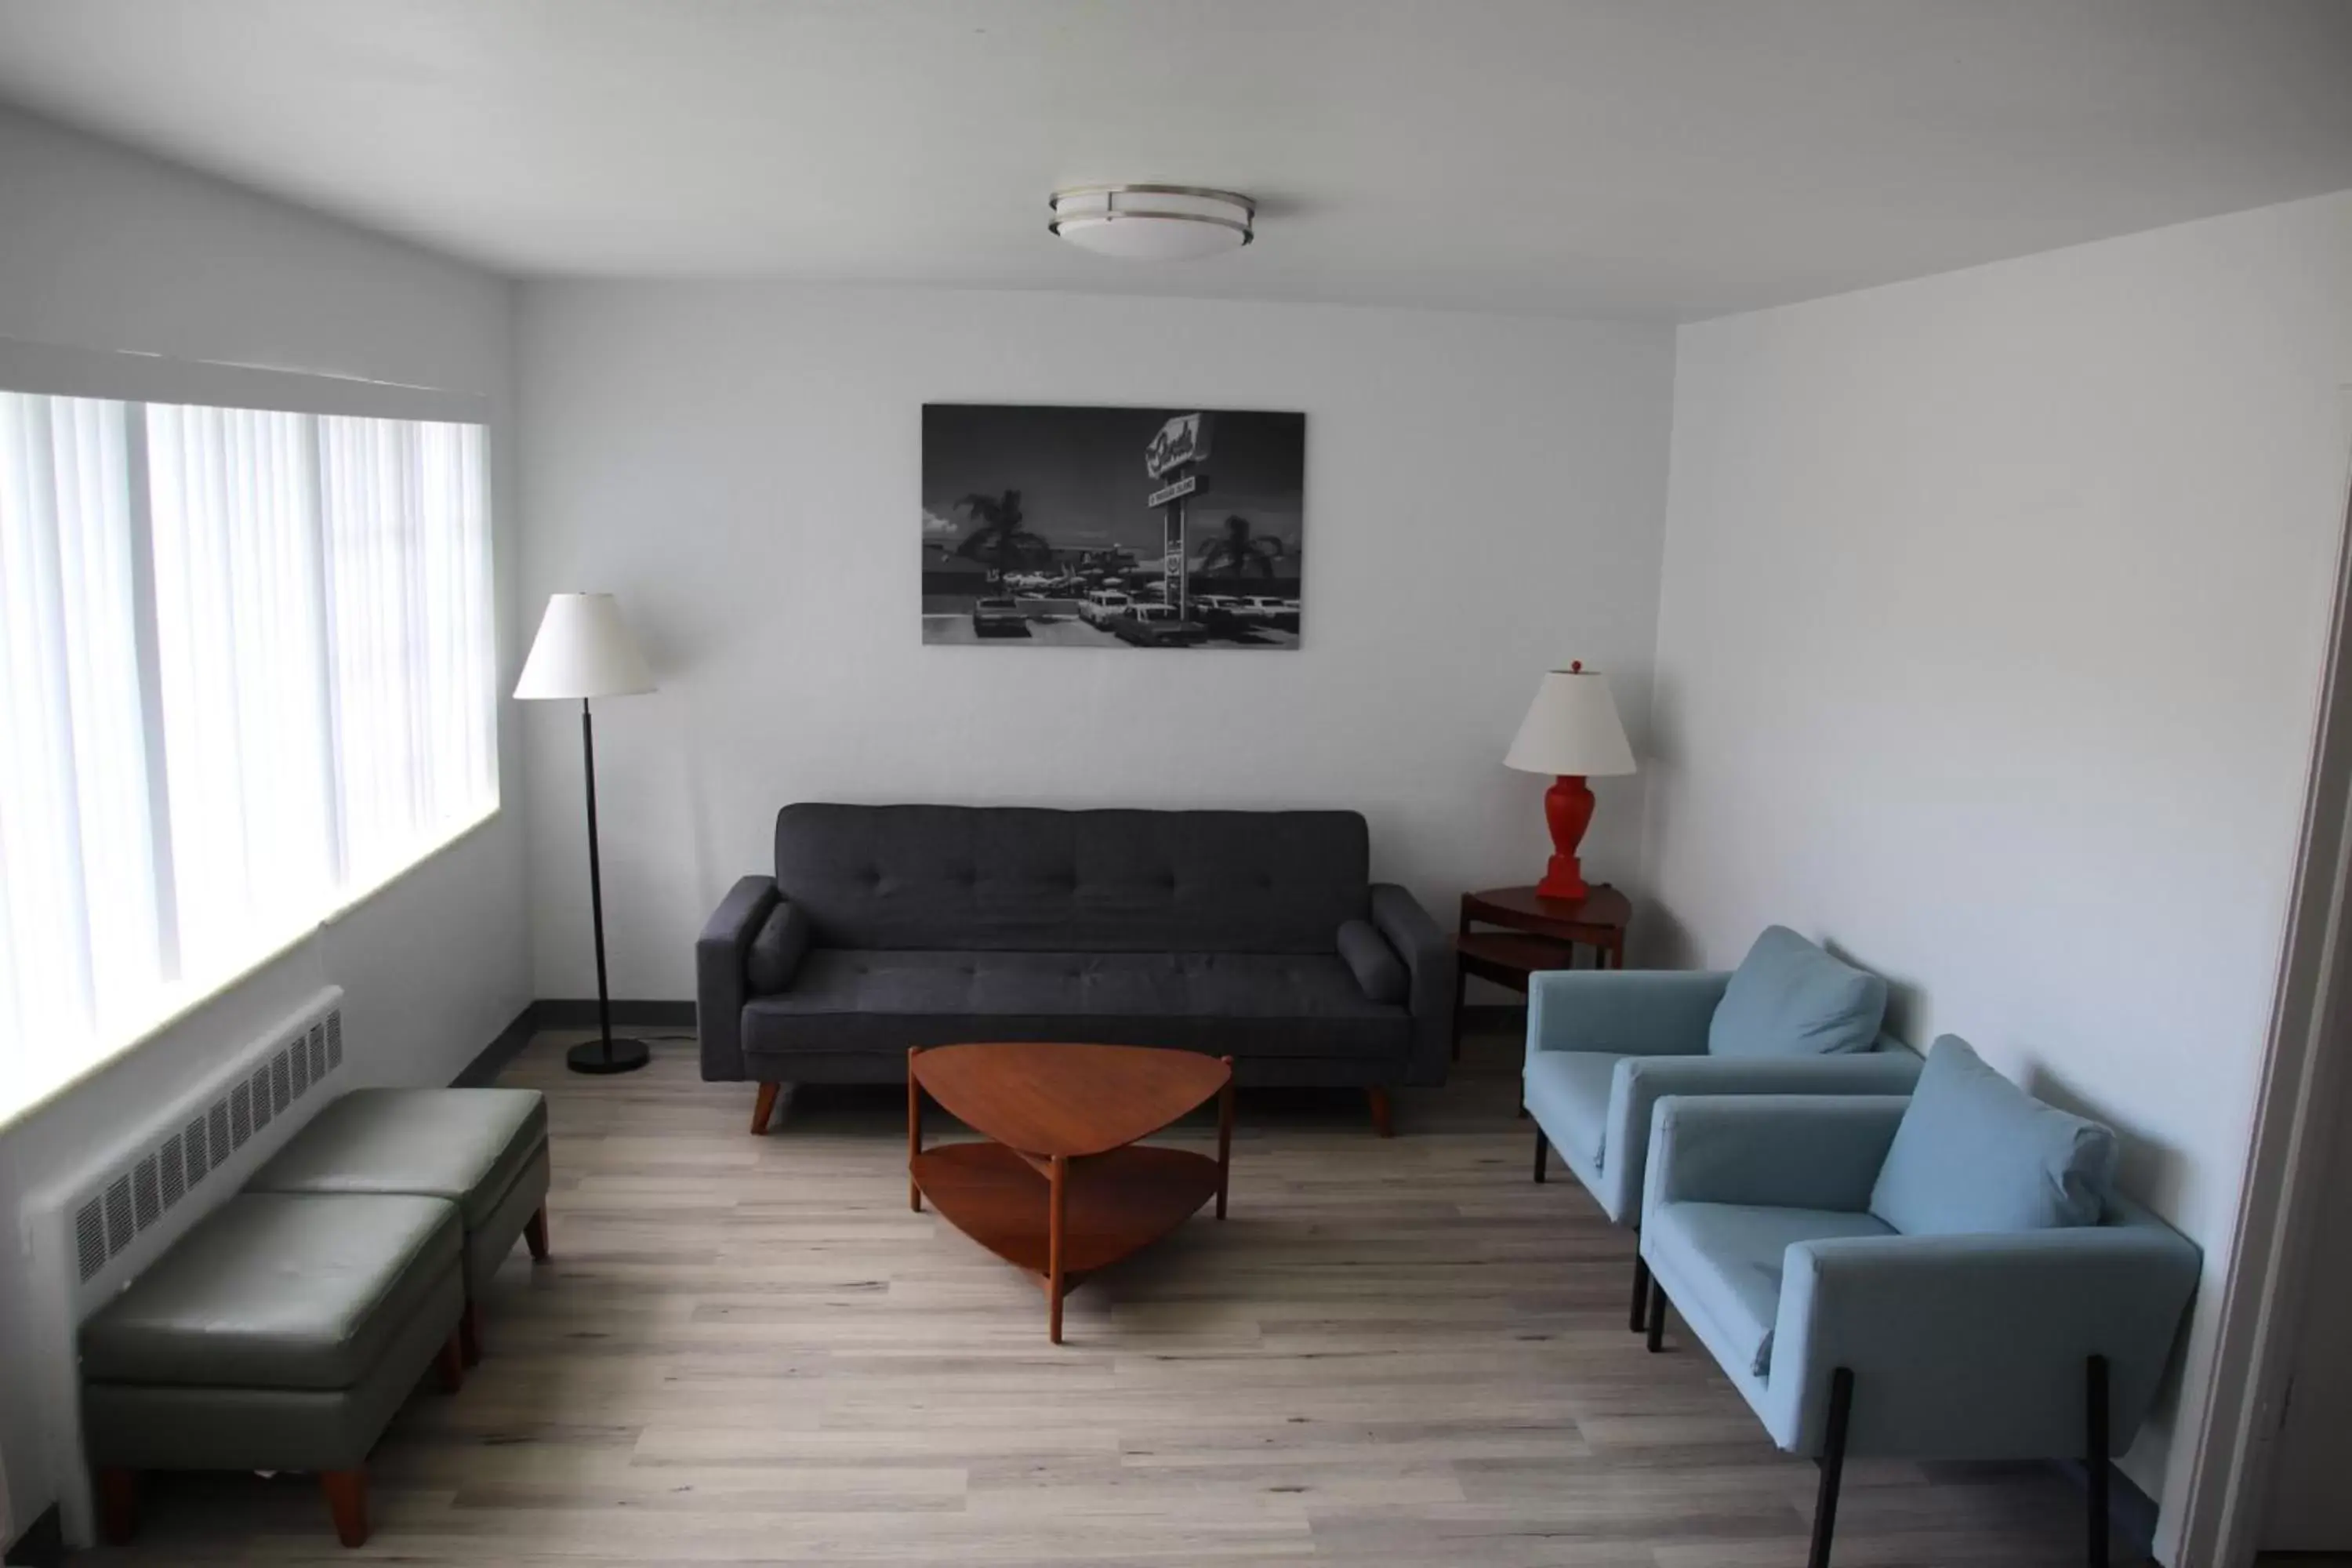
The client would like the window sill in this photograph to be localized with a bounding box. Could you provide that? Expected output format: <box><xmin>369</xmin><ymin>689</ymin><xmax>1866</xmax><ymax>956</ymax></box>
<box><xmin>0</xmin><ymin>803</ymin><xmax>503</xmax><ymax>1136</ymax></box>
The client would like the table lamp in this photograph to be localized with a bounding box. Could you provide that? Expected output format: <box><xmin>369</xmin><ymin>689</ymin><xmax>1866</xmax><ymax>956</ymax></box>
<box><xmin>1504</xmin><ymin>661</ymin><xmax>1637</xmax><ymax>902</ymax></box>
<box><xmin>514</xmin><ymin>593</ymin><xmax>656</xmax><ymax>1074</ymax></box>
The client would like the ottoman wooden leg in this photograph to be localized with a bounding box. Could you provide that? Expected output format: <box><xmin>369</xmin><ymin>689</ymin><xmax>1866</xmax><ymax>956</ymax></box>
<box><xmin>97</xmin><ymin>1466</ymin><xmax>137</xmax><ymax>1544</ymax></box>
<box><xmin>459</xmin><ymin>1298</ymin><xmax>485</xmax><ymax>1366</ymax></box>
<box><xmin>524</xmin><ymin>1204</ymin><xmax>550</xmax><ymax>1261</ymax></box>
<box><xmin>321</xmin><ymin>1468</ymin><xmax>368</xmax><ymax>1548</ymax></box>
<box><xmin>435</xmin><ymin>1327</ymin><xmax>466</xmax><ymax>1392</ymax></box>
<box><xmin>750</xmin><ymin>1080</ymin><xmax>781</xmax><ymax>1135</ymax></box>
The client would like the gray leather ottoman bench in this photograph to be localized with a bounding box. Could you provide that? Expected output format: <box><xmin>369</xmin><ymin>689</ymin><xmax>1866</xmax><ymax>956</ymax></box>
<box><xmin>82</xmin><ymin>1192</ymin><xmax>465</xmax><ymax>1548</ymax></box>
<box><xmin>249</xmin><ymin>1087</ymin><xmax>552</xmax><ymax>1363</ymax></box>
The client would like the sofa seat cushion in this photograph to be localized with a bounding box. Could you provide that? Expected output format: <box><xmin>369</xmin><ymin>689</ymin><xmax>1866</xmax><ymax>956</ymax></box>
<box><xmin>1646</xmin><ymin>1200</ymin><xmax>1893</xmax><ymax>1378</ymax></box>
<box><xmin>1522</xmin><ymin>1051</ymin><xmax>1626</xmax><ymax>1174</ymax></box>
<box><xmin>80</xmin><ymin>1192</ymin><xmax>461</xmax><ymax>1392</ymax></box>
<box><xmin>250</xmin><ymin>1088</ymin><xmax>546</xmax><ymax>1231</ymax></box>
<box><xmin>1709</xmin><ymin>926</ymin><xmax>1888</xmax><ymax>1058</ymax></box>
<box><xmin>742</xmin><ymin>949</ymin><xmax>1410</xmax><ymax>1059</ymax></box>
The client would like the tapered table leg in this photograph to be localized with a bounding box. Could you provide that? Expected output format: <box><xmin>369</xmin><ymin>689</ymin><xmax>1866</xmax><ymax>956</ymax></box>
<box><xmin>907</xmin><ymin>1048</ymin><xmax>924</xmax><ymax>1212</ymax></box>
<box><xmin>1047</xmin><ymin>1155</ymin><xmax>1068</xmax><ymax>1343</ymax></box>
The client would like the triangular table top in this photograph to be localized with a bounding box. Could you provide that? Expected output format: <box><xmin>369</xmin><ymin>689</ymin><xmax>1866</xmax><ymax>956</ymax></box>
<box><xmin>909</xmin><ymin>1042</ymin><xmax>1231</xmax><ymax>1157</ymax></box>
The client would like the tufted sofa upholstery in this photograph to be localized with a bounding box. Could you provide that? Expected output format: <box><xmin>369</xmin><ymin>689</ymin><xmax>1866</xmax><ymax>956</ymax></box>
<box><xmin>698</xmin><ymin>804</ymin><xmax>1454</xmax><ymax>1112</ymax></box>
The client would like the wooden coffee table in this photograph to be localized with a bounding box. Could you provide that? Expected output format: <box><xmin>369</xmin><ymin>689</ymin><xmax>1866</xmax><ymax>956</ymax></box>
<box><xmin>906</xmin><ymin>1043</ymin><xmax>1235</xmax><ymax>1343</ymax></box>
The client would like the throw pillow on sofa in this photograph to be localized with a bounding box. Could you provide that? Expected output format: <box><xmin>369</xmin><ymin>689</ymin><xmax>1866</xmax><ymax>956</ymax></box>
<box><xmin>1868</xmin><ymin>1034</ymin><xmax>2117</xmax><ymax>1235</ymax></box>
<box><xmin>1335</xmin><ymin>920</ymin><xmax>1407</xmax><ymax>1004</ymax></box>
<box><xmin>1706</xmin><ymin>925</ymin><xmax>1887</xmax><ymax>1058</ymax></box>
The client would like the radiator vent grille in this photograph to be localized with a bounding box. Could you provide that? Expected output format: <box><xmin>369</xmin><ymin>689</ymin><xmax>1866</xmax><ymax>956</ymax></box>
<box><xmin>68</xmin><ymin>1006</ymin><xmax>347</xmax><ymax>1283</ymax></box>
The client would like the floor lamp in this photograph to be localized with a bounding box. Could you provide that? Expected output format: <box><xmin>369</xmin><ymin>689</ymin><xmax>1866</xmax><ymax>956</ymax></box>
<box><xmin>515</xmin><ymin>593</ymin><xmax>657</xmax><ymax>1075</ymax></box>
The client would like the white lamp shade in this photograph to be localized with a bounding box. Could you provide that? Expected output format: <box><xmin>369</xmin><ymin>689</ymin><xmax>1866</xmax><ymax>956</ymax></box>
<box><xmin>514</xmin><ymin>593</ymin><xmax>655</xmax><ymax>700</ymax></box>
<box><xmin>1504</xmin><ymin>667</ymin><xmax>1636</xmax><ymax>778</ymax></box>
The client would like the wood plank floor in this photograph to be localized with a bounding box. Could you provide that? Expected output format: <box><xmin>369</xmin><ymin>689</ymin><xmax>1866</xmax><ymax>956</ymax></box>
<box><xmin>84</xmin><ymin>1025</ymin><xmax>2119</xmax><ymax>1566</ymax></box>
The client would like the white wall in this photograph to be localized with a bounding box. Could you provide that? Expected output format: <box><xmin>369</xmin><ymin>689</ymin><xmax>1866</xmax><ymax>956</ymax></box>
<box><xmin>515</xmin><ymin>283</ymin><xmax>1675</xmax><ymax>998</ymax></box>
<box><xmin>1642</xmin><ymin>190</ymin><xmax>2352</xmax><ymax>1558</ymax></box>
<box><xmin>0</xmin><ymin>105</ymin><xmax>530</xmax><ymax>1534</ymax></box>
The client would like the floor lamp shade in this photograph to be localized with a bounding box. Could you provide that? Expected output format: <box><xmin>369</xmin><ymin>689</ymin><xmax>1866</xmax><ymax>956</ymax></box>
<box><xmin>514</xmin><ymin>593</ymin><xmax>654</xmax><ymax>700</ymax></box>
<box><xmin>1504</xmin><ymin>663</ymin><xmax>1636</xmax><ymax>902</ymax></box>
<box><xmin>515</xmin><ymin>593</ymin><xmax>655</xmax><ymax>1075</ymax></box>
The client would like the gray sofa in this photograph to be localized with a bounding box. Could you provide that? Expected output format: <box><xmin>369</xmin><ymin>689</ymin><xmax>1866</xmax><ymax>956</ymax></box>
<box><xmin>698</xmin><ymin>804</ymin><xmax>1454</xmax><ymax>1134</ymax></box>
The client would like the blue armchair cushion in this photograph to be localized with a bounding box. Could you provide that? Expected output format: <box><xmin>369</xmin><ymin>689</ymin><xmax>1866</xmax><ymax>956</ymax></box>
<box><xmin>1868</xmin><ymin>1035</ymin><xmax>2117</xmax><ymax>1236</ymax></box>
<box><xmin>1334</xmin><ymin>919</ymin><xmax>1407</xmax><ymax>1004</ymax></box>
<box><xmin>1646</xmin><ymin>1200</ymin><xmax>1892</xmax><ymax>1377</ymax></box>
<box><xmin>1708</xmin><ymin>926</ymin><xmax>1887</xmax><ymax>1058</ymax></box>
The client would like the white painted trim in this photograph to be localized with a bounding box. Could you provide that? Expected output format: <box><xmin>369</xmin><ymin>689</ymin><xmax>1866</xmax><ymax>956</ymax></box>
<box><xmin>2175</xmin><ymin>384</ymin><xmax>2352</xmax><ymax>1567</ymax></box>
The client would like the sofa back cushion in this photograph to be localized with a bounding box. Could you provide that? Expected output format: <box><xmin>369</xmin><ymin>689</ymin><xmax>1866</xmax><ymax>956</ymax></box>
<box><xmin>774</xmin><ymin>804</ymin><xmax>1370</xmax><ymax>953</ymax></box>
<box><xmin>1707</xmin><ymin>925</ymin><xmax>1888</xmax><ymax>1058</ymax></box>
<box><xmin>1868</xmin><ymin>1035</ymin><xmax>2117</xmax><ymax>1235</ymax></box>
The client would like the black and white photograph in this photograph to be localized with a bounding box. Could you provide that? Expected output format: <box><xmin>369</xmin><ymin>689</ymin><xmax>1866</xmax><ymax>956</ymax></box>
<box><xmin>922</xmin><ymin>404</ymin><xmax>1305</xmax><ymax>648</ymax></box>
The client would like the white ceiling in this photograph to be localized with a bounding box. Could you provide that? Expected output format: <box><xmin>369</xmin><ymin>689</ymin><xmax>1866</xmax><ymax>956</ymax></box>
<box><xmin>1</xmin><ymin>0</ymin><xmax>2348</xmax><ymax>321</ymax></box>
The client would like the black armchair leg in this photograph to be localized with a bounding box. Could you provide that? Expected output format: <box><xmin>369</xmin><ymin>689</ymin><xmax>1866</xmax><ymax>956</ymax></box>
<box><xmin>1644</xmin><ymin>1276</ymin><xmax>1667</xmax><ymax>1352</ymax></box>
<box><xmin>1628</xmin><ymin>1254</ymin><xmax>1650</xmax><ymax>1334</ymax></box>
<box><xmin>1809</xmin><ymin>1366</ymin><xmax>1854</xmax><ymax>1568</ymax></box>
<box><xmin>1532</xmin><ymin>1128</ymin><xmax>1548</xmax><ymax>1183</ymax></box>
<box><xmin>2087</xmin><ymin>1354</ymin><xmax>2111</xmax><ymax>1566</ymax></box>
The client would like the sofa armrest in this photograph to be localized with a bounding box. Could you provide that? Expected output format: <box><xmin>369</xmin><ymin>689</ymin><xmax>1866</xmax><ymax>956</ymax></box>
<box><xmin>1526</xmin><ymin>970</ymin><xmax>1727</xmax><ymax>1063</ymax></box>
<box><xmin>1762</xmin><ymin>1212</ymin><xmax>2201</xmax><ymax>1461</ymax></box>
<box><xmin>696</xmin><ymin>875</ymin><xmax>779</xmax><ymax>1082</ymax></box>
<box><xmin>1370</xmin><ymin>884</ymin><xmax>1454</xmax><ymax>1087</ymax></box>
<box><xmin>1593</xmin><ymin>1053</ymin><xmax>1923</xmax><ymax>1225</ymax></box>
<box><xmin>1643</xmin><ymin>1094</ymin><xmax>1910</xmax><ymax>1216</ymax></box>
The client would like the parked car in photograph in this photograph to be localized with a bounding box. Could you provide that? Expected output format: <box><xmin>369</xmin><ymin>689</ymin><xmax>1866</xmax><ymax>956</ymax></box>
<box><xmin>1079</xmin><ymin>589</ymin><xmax>1134</xmax><ymax>626</ymax></box>
<box><xmin>1238</xmin><ymin>595</ymin><xmax>1301</xmax><ymax>632</ymax></box>
<box><xmin>1109</xmin><ymin>604</ymin><xmax>1210</xmax><ymax>647</ymax></box>
<box><xmin>971</xmin><ymin>597</ymin><xmax>1030</xmax><ymax>637</ymax></box>
<box><xmin>1191</xmin><ymin>593</ymin><xmax>1247</xmax><ymax>625</ymax></box>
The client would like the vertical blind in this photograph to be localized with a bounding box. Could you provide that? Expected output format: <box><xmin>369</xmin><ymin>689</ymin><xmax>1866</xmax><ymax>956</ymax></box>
<box><xmin>0</xmin><ymin>391</ymin><xmax>494</xmax><ymax>1113</ymax></box>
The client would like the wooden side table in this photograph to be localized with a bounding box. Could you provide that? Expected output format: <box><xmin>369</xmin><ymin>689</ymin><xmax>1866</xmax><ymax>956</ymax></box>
<box><xmin>1453</xmin><ymin>884</ymin><xmax>1632</xmax><ymax>1058</ymax></box>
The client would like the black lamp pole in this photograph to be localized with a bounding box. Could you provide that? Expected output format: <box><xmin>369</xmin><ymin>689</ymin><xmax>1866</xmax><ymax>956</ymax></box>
<box><xmin>569</xmin><ymin>695</ymin><xmax>649</xmax><ymax>1075</ymax></box>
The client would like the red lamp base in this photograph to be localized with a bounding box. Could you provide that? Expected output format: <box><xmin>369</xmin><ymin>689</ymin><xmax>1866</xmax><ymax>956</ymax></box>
<box><xmin>1534</xmin><ymin>774</ymin><xmax>1596</xmax><ymax>903</ymax></box>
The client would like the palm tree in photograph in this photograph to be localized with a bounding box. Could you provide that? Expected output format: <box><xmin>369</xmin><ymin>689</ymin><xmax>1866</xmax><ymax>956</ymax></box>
<box><xmin>1196</xmin><ymin>514</ymin><xmax>1287</xmax><ymax>578</ymax></box>
<box><xmin>953</xmin><ymin>489</ymin><xmax>1054</xmax><ymax>580</ymax></box>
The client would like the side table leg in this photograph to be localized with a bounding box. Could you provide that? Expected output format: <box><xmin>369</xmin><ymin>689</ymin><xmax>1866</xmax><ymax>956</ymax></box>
<box><xmin>1047</xmin><ymin>1154</ymin><xmax>1068</xmax><ymax>1344</ymax></box>
<box><xmin>1216</xmin><ymin>1058</ymin><xmax>1236</xmax><ymax>1219</ymax></box>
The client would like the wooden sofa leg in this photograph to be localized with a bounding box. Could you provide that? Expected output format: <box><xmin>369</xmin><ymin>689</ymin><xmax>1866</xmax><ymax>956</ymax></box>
<box><xmin>524</xmin><ymin>1204</ymin><xmax>551</xmax><ymax>1261</ymax></box>
<box><xmin>459</xmin><ymin>1298</ymin><xmax>484</xmax><ymax>1366</ymax></box>
<box><xmin>435</xmin><ymin>1327</ymin><xmax>466</xmax><ymax>1393</ymax></box>
<box><xmin>2087</xmin><ymin>1354</ymin><xmax>2111</xmax><ymax>1568</ymax></box>
<box><xmin>1365</xmin><ymin>1087</ymin><xmax>1394</xmax><ymax>1138</ymax></box>
<box><xmin>750</xmin><ymin>1080</ymin><xmax>781</xmax><ymax>1135</ymax></box>
<box><xmin>1628</xmin><ymin>1255</ymin><xmax>1650</xmax><ymax>1334</ymax></box>
<box><xmin>1645</xmin><ymin>1276</ymin><xmax>1668</xmax><ymax>1352</ymax></box>
<box><xmin>321</xmin><ymin>1468</ymin><xmax>369</xmax><ymax>1548</ymax></box>
<box><xmin>97</xmin><ymin>1466</ymin><xmax>137</xmax><ymax>1544</ymax></box>
<box><xmin>1532</xmin><ymin>1127</ymin><xmax>1548</xmax><ymax>1183</ymax></box>
<box><xmin>1809</xmin><ymin>1367</ymin><xmax>1854</xmax><ymax>1568</ymax></box>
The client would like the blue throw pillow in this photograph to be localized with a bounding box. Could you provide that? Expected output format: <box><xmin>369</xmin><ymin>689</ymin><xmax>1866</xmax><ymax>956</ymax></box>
<box><xmin>1707</xmin><ymin>926</ymin><xmax>1887</xmax><ymax>1057</ymax></box>
<box><xmin>1868</xmin><ymin>1035</ymin><xmax>2117</xmax><ymax>1235</ymax></box>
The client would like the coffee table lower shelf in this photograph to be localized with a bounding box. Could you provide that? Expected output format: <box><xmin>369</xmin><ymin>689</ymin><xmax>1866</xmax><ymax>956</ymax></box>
<box><xmin>910</xmin><ymin>1142</ymin><xmax>1222</xmax><ymax>1337</ymax></box>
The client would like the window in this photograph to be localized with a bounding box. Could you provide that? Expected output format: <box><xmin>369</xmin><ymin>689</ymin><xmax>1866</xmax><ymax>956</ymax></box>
<box><xmin>0</xmin><ymin>390</ymin><xmax>494</xmax><ymax>1115</ymax></box>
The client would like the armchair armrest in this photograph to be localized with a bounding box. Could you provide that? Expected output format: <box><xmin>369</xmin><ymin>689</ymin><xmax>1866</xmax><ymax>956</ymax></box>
<box><xmin>1643</xmin><ymin>1094</ymin><xmax>1910</xmax><ymax>1216</ymax></box>
<box><xmin>1370</xmin><ymin>884</ymin><xmax>1454</xmax><ymax>1087</ymax></box>
<box><xmin>1526</xmin><ymin>970</ymin><xmax>1727</xmax><ymax>1062</ymax></box>
<box><xmin>1762</xmin><ymin>1206</ymin><xmax>2202</xmax><ymax>1461</ymax></box>
<box><xmin>695</xmin><ymin>874</ymin><xmax>779</xmax><ymax>1082</ymax></box>
<box><xmin>1592</xmin><ymin>1053</ymin><xmax>1924</xmax><ymax>1225</ymax></box>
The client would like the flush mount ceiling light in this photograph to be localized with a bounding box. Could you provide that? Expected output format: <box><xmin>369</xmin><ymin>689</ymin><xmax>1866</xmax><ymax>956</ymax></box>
<box><xmin>1048</xmin><ymin>185</ymin><xmax>1255</xmax><ymax>261</ymax></box>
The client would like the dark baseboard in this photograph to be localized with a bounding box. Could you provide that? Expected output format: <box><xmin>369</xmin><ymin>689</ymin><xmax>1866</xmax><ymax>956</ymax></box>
<box><xmin>3</xmin><ymin>1504</ymin><xmax>63</xmax><ymax>1567</ymax></box>
<box><xmin>451</xmin><ymin>999</ymin><xmax>698</xmax><ymax>1087</ymax></box>
<box><xmin>1458</xmin><ymin>1003</ymin><xmax>1526</xmax><ymax>1033</ymax></box>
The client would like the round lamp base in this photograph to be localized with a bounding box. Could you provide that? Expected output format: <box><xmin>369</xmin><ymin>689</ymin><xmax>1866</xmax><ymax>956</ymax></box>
<box><xmin>566</xmin><ymin>1036</ymin><xmax>652</xmax><ymax>1076</ymax></box>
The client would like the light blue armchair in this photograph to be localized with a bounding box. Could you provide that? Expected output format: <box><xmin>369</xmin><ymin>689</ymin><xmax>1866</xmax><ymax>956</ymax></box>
<box><xmin>1521</xmin><ymin>938</ymin><xmax>1922</xmax><ymax>1331</ymax></box>
<box><xmin>1638</xmin><ymin>1088</ymin><xmax>2200</xmax><ymax>1568</ymax></box>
